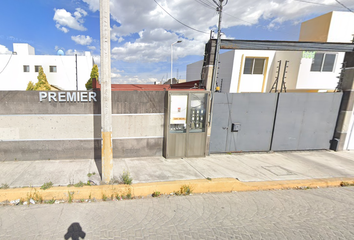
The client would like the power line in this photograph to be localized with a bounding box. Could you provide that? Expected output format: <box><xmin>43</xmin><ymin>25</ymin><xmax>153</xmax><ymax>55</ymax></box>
<box><xmin>0</xmin><ymin>53</ymin><xmax>13</xmax><ymax>75</ymax></box>
<box><xmin>293</xmin><ymin>0</ymin><xmax>333</xmax><ymax>6</ymax></box>
<box><xmin>195</xmin><ymin>0</ymin><xmax>253</xmax><ymax>25</ymax></box>
<box><xmin>154</xmin><ymin>0</ymin><xmax>209</xmax><ymax>34</ymax></box>
<box><xmin>193</xmin><ymin>0</ymin><xmax>215</xmax><ymax>10</ymax></box>
<box><xmin>335</xmin><ymin>0</ymin><xmax>354</xmax><ymax>13</ymax></box>
<box><xmin>204</xmin><ymin>0</ymin><xmax>217</xmax><ymax>6</ymax></box>
<box><xmin>223</xmin><ymin>11</ymin><xmax>256</xmax><ymax>25</ymax></box>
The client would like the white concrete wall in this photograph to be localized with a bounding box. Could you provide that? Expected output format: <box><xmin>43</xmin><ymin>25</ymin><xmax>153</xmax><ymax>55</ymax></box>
<box><xmin>0</xmin><ymin>44</ymin><xmax>93</xmax><ymax>91</ymax></box>
<box><xmin>234</xmin><ymin>50</ymin><xmax>275</xmax><ymax>93</ymax></box>
<box><xmin>266</xmin><ymin>51</ymin><xmax>301</xmax><ymax>92</ymax></box>
<box><xmin>296</xmin><ymin>52</ymin><xmax>344</xmax><ymax>90</ymax></box>
<box><xmin>13</xmin><ymin>43</ymin><xmax>35</xmax><ymax>55</ymax></box>
<box><xmin>327</xmin><ymin>12</ymin><xmax>354</xmax><ymax>43</ymax></box>
<box><xmin>187</xmin><ymin>50</ymin><xmax>275</xmax><ymax>93</ymax></box>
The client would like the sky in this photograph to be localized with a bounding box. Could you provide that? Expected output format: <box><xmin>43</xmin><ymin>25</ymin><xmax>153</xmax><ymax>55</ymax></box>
<box><xmin>0</xmin><ymin>0</ymin><xmax>353</xmax><ymax>84</ymax></box>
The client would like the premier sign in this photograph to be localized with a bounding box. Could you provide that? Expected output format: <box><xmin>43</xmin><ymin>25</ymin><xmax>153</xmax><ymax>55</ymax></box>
<box><xmin>39</xmin><ymin>92</ymin><xmax>98</xmax><ymax>102</ymax></box>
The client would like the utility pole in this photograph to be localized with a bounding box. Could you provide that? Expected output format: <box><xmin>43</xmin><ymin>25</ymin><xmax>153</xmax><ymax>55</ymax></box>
<box><xmin>100</xmin><ymin>0</ymin><xmax>113</xmax><ymax>183</ymax></box>
<box><xmin>75</xmin><ymin>54</ymin><xmax>78</xmax><ymax>91</ymax></box>
<box><xmin>211</xmin><ymin>0</ymin><xmax>224</xmax><ymax>93</ymax></box>
<box><xmin>208</xmin><ymin>0</ymin><xmax>226</xmax><ymax>154</ymax></box>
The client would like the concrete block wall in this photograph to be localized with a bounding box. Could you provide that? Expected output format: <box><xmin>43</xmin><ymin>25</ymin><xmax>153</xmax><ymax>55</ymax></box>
<box><xmin>111</xmin><ymin>91</ymin><xmax>165</xmax><ymax>158</ymax></box>
<box><xmin>0</xmin><ymin>91</ymin><xmax>165</xmax><ymax>161</ymax></box>
<box><xmin>333</xmin><ymin>68</ymin><xmax>354</xmax><ymax>150</ymax></box>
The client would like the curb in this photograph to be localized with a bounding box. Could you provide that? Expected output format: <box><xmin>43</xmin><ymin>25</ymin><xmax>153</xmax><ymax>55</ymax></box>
<box><xmin>1</xmin><ymin>177</ymin><xmax>354</xmax><ymax>203</ymax></box>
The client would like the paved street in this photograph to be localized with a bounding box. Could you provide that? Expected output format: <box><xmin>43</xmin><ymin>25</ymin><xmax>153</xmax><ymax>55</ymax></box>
<box><xmin>1</xmin><ymin>187</ymin><xmax>354</xmax><ymax>240</ymax></box>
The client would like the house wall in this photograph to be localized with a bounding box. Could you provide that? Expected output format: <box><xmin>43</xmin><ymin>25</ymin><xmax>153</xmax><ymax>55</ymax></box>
<box><xmin>266</xmin><ymin>51</ymin><xmax>301</xmax><ymax>92</ymax></box>
<box><xmin>217</xmin><ymin>51</ymin><xmax>235</xmax><ymax>93</ymax></box>
<box><xmin>186</xmin><ymin>51</ymin><xmax>235</xmax><ymax>92</ymax></box>
<box><xmin>187</xmin><ymin>50</ymin><xmax>276</xmax><ymax>93</ymax></box>
<box><xmin>299</xmin><ymin>11</ymin><xmax>354</xmax><ymax>43</ymax></box>
<box><xmin>299</xmin><ymin>12</ymin><xmax>332</xmax><ymax>42</ymax></box>
<box><xmin>327</xmin><ymin>12</ymin><xmax>354</xmax><ymax>43</ymax></box>
<box><xmin>0</xmin><ymin>91</ymin><xmax>165</xmax><ymax>161</ymax></box>
<box><xmin>233</xmin><ymin>50</ymin><xmax>275</xmax><ymax>93</ymax></box>
<box><xmin>13</xmin><ymin>43</ymin><xmax>35</xmax><ymax>55</ymax></box>
<box><xmin>186</xmin><ymin>60</ymin><xmax>203</xmax><ymax>81</ymax></box>
<box><xmin>0</xmin><ymin>44</ymin><xmax>93</xmax><ymax>91</ymax></box>
<box><xmin>296</xmin><ymin>52</ymin><xmax>345</xmax><ymax>90</ymax></box>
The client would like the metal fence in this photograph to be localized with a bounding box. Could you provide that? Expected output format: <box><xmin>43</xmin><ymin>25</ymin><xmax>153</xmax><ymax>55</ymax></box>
<box><xmin>210</xmin><ymin>92</ymin><xmax>342</xmax><ymax>153</ymax></box>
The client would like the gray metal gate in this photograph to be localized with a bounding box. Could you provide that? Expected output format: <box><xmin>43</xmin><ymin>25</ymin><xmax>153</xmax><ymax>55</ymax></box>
<box><xmin>210</xmin><ymin>92</ymin><xmax>342</xmax><ymax>153</ymax></box>
<box><xmin>210</xmin><ymin>93</ymin><xmax>277</xmax><ymax>152</ymax></box>
<box><xmin>271</xmin><ymin>93</ymin><xmax>342</xmax><ymax>151</ymax></box>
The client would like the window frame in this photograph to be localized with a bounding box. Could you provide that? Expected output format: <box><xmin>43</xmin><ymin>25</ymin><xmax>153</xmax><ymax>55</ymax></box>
<box><xmin>49</xmin><ymin>66</ymin><xmax>57</xmax><ymax>73</ymax></box>
<box><xmin>243</xmin><ymin>57</ymin><xmax>266</xmax><ymax>75</ymax></box>
<box><xmin>23</xmin><ymin>65</ymin><xmax>30</xmax><ymax>73</ymax></box>
<box><xmin>35</xmin><ymin>65</ymin><xmax>42</xmax><ymax>73</ymax></box>
<box><xmin>310</xmin><ymin>53</ymin><xmax>337</xmax><ymax>72</ymax></box>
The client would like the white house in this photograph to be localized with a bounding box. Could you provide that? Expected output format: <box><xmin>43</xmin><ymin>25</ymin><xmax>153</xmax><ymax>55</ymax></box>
<box><xmin>186</xmin><ymin>11</ymin><xmax>354</xmax><ymax>93</ymax></box>
<box><xmin>0</xmin><ymin>43</ymin><xmax>94</xmax><ymax>91</ymax></box>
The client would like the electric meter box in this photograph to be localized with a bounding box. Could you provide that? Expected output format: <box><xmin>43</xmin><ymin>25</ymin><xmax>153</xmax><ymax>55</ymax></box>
<box><xmin>164</xmin><ymin>91</ymin><xmax>210</xmax><ymax>158</ymax></box>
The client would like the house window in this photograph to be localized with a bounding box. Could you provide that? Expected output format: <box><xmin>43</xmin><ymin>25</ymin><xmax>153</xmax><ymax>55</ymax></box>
<box><xmin>50</xmin><ymin>66</ymin><xmax>57</xmax><ymax>73</ymax></box>
<box><xmin>310</xmin><ymin>53</ymin><xmax>336</xmax><ymax>72</ymax></box>
<box><xmin>243</xmin><ymin>58</ymin><xmax>266</xmax><ymax>74</ymax></box>
<box><xmin>23</xmin><ymin>65</ymin><xmax>29</xmax><ymax>72</ymax></box>
<box><xmin>35</xmin><ymin>65</ymin><xmax>42</xmax><ymax>72</ymax></box>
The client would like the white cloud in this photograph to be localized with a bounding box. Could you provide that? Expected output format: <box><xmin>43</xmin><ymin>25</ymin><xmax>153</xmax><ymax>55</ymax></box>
<box><xmin>65</xmin><ymin>49</ymin><xmax>86</xmax><ymax>56</ymax></box>
<box><xmin>82</xmin><ymin>0</ymin><xmax>354</xmax><ymax>83</ymax></box>
<box><xmin>0</xmin><ymin>45</ymin><xmax>11</xmax><ymax>54</ymax></box>
<box><xmin>71</xmin><ymin>35</ymin><xmax>93</xmax><ymax>45</ymax></box>
<box><xmin>111</xmin><ymin>28</ymin><xmax>205</xmax><ymax>63</ymax></box>
<box><xmin>82</xmin><ymin>0</ymin><xmax>99</xmax><ymax>12</ymax></box>
<box><xmin>74</xmin><ymin>8</ymin><xmax>87</xmax><ymax>20</ymax></box>
<box><xmin>111</xmin><ymin>74</ymin><xmax>158</xmax><ymax>84</ymax></box>
<box><xmin>56</xmin><ymin>24</ymin><xmax>69</xmax><ymax>33</ymax></box>
<box><xmin>53</xmin><ymin>8</ymin><xmax>87</xmax><ymax>32</ymax></box>
<box><xmin>87</xmin><ymin>46</ymin><xmax>96</xmax><ymax>50</ymax></box>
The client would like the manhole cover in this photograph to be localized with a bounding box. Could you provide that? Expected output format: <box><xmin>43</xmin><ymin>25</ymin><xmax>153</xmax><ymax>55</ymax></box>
<box><xmin>262</xmin><ymin>166</ymin><xmax>296</xmax><ymax>176</ymax></box>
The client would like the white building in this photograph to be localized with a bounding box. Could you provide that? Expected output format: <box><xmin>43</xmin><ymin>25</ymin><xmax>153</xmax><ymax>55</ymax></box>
<box><xmin>0</xmin><ymin>43</ymin><xmax>94</xmax><ymax>90</ymax></box>
<box><xmin>187</xmin><ymin>11</ymin><xmax>354</xmax><ymax>93</ymax></box>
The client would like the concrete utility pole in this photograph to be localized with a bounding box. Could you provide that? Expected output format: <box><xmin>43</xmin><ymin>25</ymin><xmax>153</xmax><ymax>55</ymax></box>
<box><xmin>211</xmin><ymin>0</ymin><xmax>224</xmax><ymax>93</ymax></box>
<box><xmin>208</xmin><ymin>0</ymin><xmax>225</xmax><ymax>155</ymax></box>
<box><xmin>100</xmin><ymin>0</ymin><xmax>113</xmax><ymax>183</ymax></box>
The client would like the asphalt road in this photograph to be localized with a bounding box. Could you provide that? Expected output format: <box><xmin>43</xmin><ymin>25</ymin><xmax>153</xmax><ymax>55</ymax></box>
<box><xmin>1</xmin><ymin>187</ymin><xmax>354</xmax><ymax>240</ymax></box>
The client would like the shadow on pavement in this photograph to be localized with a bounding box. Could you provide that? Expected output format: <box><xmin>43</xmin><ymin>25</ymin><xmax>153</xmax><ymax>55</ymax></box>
<box><xmin>64</xmin><ymin>222</ymin><xmax>86</xmax><ymax>240</ymax></box>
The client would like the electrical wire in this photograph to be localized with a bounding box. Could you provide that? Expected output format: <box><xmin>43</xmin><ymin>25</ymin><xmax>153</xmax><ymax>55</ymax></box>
<box><xmin>193</xmin><ymin>0</ymin><xmax>215</xmax><ymax>10</ymax></box>
<box><xmin>204</xmin><ymin>0</ymin><xmax>217</xmax><ymax>6</ymax></box>
<box><xmin>0</xmin><ymin>53</ymin><xmax>13</xmax><ymax>75</ymax></box>
<box><xmin>335</xmin><ymin>0</ymin><xmax>354</xmax><ymax>13</ymax></box>
<box><xmin>153</xmin><ymin>0</ymin><xmax>210</xmax><ymax>34</ymax></box>
<box><xmin>293</xmin><ymin>0</ymin><xmax>332</xmax><ymax>6</ymax></box>
<box><xmin>223</xmin><ymin>11</ymin><xmax>257</xmax><ymax>25</ymax></box>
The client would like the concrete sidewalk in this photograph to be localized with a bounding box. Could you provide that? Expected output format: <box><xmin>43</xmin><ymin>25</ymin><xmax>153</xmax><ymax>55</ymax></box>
<box><xmin>1</xmin><ymin>150</ymin><xmax>354</xmax><ymax>188</ymax></box>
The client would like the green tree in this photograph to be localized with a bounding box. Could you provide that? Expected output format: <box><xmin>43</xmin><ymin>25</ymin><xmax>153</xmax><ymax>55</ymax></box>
<box><xmin>26</xmin><ymin>81</ymin><xmax>35</xmax><ymax>91</ymax></box>
<box><xmin>26</xmin><ymin>67</ymin><xmax>51</xmax><ymax>91</ymax></box>
<box><xmin>85</xmin><ymin>64</ymin><xmax>99</xmax><ymax>90</ymax></box>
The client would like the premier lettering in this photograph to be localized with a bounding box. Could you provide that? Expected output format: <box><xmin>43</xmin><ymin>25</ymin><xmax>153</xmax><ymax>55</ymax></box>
<box><xmin>39</xmin><ymin>92</ymin><xmax>97</xmax><ymax>102</ymax></box>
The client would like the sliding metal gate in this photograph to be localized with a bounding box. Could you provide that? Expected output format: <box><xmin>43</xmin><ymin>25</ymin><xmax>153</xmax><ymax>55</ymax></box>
<box><xmin>210</xmin><ymin>92</ymin><xmax>342</xmax><ymax>153</ymax></box>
